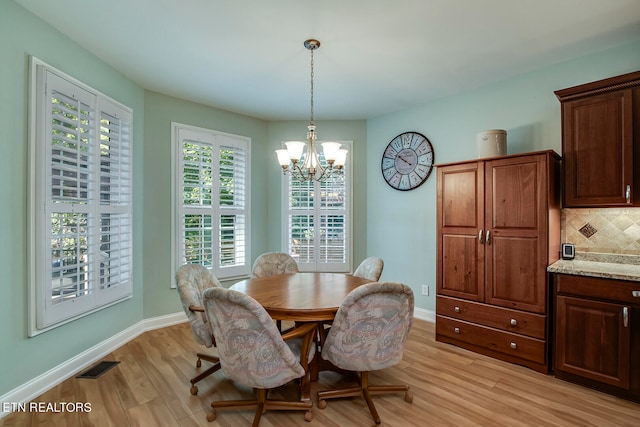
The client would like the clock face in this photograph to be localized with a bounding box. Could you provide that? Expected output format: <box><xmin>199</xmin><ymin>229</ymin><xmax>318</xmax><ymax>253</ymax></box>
<box><xmin>381</xmin><ymin>132</ymin><xmax>434</xmax><ymax>191</ymax></box>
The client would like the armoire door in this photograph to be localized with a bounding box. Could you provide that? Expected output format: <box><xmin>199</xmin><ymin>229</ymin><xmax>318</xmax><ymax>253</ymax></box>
<box><xmin>437</xmin><ymin>161</ymin><xmax>485</xmax><ymax>302</ymax></box>
<box><xmin>484</xmin><ymin>154</ymin><xmax>548</xmax><ymax>313</ymax></box>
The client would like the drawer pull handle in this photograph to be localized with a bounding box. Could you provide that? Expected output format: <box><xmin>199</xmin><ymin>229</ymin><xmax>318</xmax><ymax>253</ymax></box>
<box><xmin>478</xmin><ymin>229</ymin><xmax>484</xmax><ymax>243</ymax></box>
<box><xmin>510</xmin><ymin>342</ymin><xmax>517</xmax><ymax>349</ymax></box>
<box><xmin>486</xmin><ymin>230</ymin><xmax>491</xmax><ymax>244</ymax></box>
<box><xmin>626</xmin><ymin>185</ymin><xmax>631</xmax><ymax>204</ymax></box>
<box><xmin>510</xmin><ymin>318</ymin><xmax>518</xmax><ymax>326</ymax></box>
<box><xmin>454</xmin><ymin>327</ymin><xmax>460</xmax><ymax>334</ymax></box>
<box><xmin>623</xmin><ymin>307</ymin><xmax>629</xmax><ymax>328</ymax></box>
<box><xmin>632</xmin><ymin>290</ymin><xmax>640</xmax><ymax>298</ymax></box>
<box><xmin>454</xmin><ymin>306</ymin><xmax>461</xmax><ymax>313</ymax></box>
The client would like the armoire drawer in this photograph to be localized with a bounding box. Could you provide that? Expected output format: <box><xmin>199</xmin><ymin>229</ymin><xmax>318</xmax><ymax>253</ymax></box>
<box><xmin>436</xmin><ymin>295</ymin><xmax>546</xmax><ymax>339</ymax></box>
<box><xmin>436</xmin><ymin>315</ymin><xmax>546</xmax><ymax>365</ymax></box>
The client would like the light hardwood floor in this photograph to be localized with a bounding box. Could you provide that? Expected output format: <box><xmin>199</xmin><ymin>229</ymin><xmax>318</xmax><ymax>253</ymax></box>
<box><xmin>2</xmin><ymin>319</ymin><xmax>639</xmax><ymax>426</ymax></box>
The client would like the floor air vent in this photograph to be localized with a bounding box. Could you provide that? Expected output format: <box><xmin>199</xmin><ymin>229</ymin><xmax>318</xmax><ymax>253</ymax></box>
<box><xmin>76</xmin><ymin>361</ymin><xmax>120</xmax><ymax>379</ymax></box>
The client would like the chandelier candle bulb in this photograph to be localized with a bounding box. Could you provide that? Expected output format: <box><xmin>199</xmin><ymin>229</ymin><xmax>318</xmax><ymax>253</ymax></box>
<box><xmin>335</xmin><ymin>149</ymin><xmax>348</xmax><ymax>167</ymax></box>
<box><xmin>321</xmin><ymin>142</ymin><xmax>342</xmax><ymax>162</ymax></box>
<box><xmin>285</xmin><ymin>141</ymin><xmax>305</xmax><ymax>162</ymax></box>
<box><xmin>276</xmin><ymin>149</ymin><xmax>291</xmax><ymax>167</ymax></box>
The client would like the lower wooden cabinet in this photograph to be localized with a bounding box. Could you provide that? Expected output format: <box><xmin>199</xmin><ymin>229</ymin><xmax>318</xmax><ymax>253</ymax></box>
<box><xmin>436</xmin><ymin>296</ymin><xmax>548</xmax><ymax>372</ymax></box>
<box><xmin>554</xmin><ymin>274</ymin><xmax>640</xmax><ymax>402</ymax></box>
<box><xmin>437</xmin><ymin>295</ymin><xmax>546</xmax><ymax>339</ymax></box>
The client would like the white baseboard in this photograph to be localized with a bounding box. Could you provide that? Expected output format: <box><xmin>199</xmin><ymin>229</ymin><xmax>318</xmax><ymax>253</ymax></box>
<box><xmin>0</xmin><ymin>311</ymin><xmax>187</xmax><ymax>418</ymax></box>
<box><xmin>414</xmin><ymin>307</ymin><xmax>435</xmax><ymax>323</ymax></box>
<box><xmin>1</xmin><ymin>308</ymin><xmax>432</xmax><ymax>419</ymax></box>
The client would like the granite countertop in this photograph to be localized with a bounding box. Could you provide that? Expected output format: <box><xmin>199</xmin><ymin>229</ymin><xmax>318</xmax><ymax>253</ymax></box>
<box><xmin>547</xmin><ymin>252</ymin><xmax>640</xmax><ymax>282</ymax></box>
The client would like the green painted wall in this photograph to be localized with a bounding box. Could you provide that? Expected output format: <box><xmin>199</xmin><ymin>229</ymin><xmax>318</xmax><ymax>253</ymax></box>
<box><xmin>142</xmin><ymin>90</ymin><xmax>269</xmax><ymax>318</ymax></box>
<box><xmin>0</xmin><ymin>1</ymin><xmax>145</xmax><ymax>395</ymax></box>
<box><xmin>367</xmin><ymin>40</ymin><xmax>640</xmax><ymax>311</ymax></box>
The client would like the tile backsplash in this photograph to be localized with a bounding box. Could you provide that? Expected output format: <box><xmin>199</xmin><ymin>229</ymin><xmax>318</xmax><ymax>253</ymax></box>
<box><xmin>562</xmin><ymin>208</ymin><xmax>640</xmax><ymax>255</ymax></box>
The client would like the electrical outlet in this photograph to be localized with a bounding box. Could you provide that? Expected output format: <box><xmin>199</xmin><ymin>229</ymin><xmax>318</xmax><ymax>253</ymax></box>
<box><xmin>421</xmin><ymin>284</ymin><xmax>429</xmax><ymax>296</ymax></box>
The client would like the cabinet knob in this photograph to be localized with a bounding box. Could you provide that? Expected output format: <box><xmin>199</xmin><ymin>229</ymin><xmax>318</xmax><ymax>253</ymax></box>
<box><xmin>510</xmin><ymin>342</ymin><xmax>517</xmax><ymax>349</ymax></box>
<box><xmin>510</xmin><ymin>318</ymin><xmax>518</xmax><ymax>326</ymax></box>
<box><xmin>454</xmin><ymin>327</ymin><xmax>460</xmax><ymax>334</ymax></box>
<box><xmin>454</xmin><ymin>306</ymin><xmax>461</xmax><ymax>313</ymax></box>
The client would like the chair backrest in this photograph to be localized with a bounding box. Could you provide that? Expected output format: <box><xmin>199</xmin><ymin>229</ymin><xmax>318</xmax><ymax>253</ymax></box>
<box><xmin>202</xmin><ymin>287</ymin><xmax>306</xmax><ymax>389</ymax></box>
<box><xmin>251</xmin><ymin>252</ymin><xmax>299</xmax><ymax>277</ymax></box>
<box><xmin>353</xmin><ymin>257</ymin><xmax>384</xmax><ymax>281</ymax></box>
<box><xmin>176</xmin><ymin>264</ymin><xmax>222</xmax><ymax>348</ymax></box>
<box><xmin>322</xmin><ymin>282</ymin><xmax>414</xmax><ymax>372</ymax></box>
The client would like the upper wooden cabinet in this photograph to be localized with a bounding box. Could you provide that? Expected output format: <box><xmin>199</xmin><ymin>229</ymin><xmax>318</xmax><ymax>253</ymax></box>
<box><xmin>555</xmin><ymin>71</ymin><xmax>640</xmax><ymax>207</ymax></box>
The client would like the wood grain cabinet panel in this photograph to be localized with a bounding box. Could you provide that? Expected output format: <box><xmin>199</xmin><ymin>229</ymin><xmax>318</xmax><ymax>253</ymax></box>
<box><xmin>437</xmin><ymin>295</ymin><xmax>546</xmax><ymax>339</ymax></box>
<box><xmin>436</xmin><ymin>315</ymin><xmax>546</xmax><ymax>365</ymax></box>
<box><xmin>556</xmin><ymin>295</ymin><xmax>630</xmax><ymax>388</ymax></box>
<box><xmin>436</xmin><ymin>151</ymin><xmax>561</xmax><ymax>373</ymax></box>
<box><xmin>555</xmin><ymin>71</ymin><xmax>640</xmax><ymax>207</ymax></box>
<box><xmin>553</xmin><ymin>273</ymin><xmax>640</xmax><ymax>402</ymax></box>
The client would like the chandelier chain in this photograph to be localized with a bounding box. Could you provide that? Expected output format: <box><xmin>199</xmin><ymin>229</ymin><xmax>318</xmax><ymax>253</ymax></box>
<box><xmin>309</xmin><ymin>46</ymin><xmax>314</xmax><ymax>125</ymax></box>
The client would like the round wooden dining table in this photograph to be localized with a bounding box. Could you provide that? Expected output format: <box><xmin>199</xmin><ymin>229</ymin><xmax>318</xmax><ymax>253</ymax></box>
<box><xmin>229</xmin><ymin>272</ymin><xmax>372</xmax><ymax>322</ymax></box>
<box><xmin>230</xmin><ymin>271</ymin><xmax>373</xmax><ymax>397</ymax></box>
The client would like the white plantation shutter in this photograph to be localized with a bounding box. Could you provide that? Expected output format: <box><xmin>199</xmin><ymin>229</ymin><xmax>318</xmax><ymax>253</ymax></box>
<box><xmin>320</xmin><ymin>176</ymin><xmax>347</xmax><ymax>267</ymax></box>
<box><xmin>174</xmin><ymin>124</ymin><xmax>250</xmax><ymax>280</ymax></box>
<box><xmin>283</xmin><ymin>142</ymin><xmax>352</xmax><ymax>272</ymax></box>
<box><xmin>97</xmin><ymin>102</ymin><xmax>133</xmax><ymax>292</ymax></box>
<box><xmin>218</xmin><ymin>143</ymin><xmax>247</xmax><ymax>270</ymax></box>
<box><xmin>31</xmin><ymin>59</ymin><xmax>133</xmax><ymax>332</ymax></box>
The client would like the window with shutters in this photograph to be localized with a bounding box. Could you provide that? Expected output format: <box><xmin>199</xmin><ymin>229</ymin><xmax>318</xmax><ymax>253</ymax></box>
<box><xmin>29</xmin><ymin>58</ymin><xmax>133</xmax><ymax>334</ymax></box>
<box><xmin>172</xmin><ymin>123</ymin><xmax>251</xmax><ymax>281</ymax></box>
<box><xmin>282</xmin><ymin>141</ymin><xmax>352</xmax><ymax>272</ymax></box>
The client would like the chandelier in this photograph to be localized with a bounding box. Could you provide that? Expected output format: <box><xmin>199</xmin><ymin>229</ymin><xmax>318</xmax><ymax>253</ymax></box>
<box><xmin>275</xmin><ymin>39</ymin><xmax>348</xmax><ymax>182</ymax></box>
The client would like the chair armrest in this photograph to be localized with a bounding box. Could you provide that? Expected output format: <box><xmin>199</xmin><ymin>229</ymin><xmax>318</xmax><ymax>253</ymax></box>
<box><xmin>188</xmin><ymin>304</ymin><xmax>204</xmax><ymax>313</ymax></box>
<box><xmin>188</xmin><ymin>304</ymin><xmax>217</xmax><ymax>346</ymax></box>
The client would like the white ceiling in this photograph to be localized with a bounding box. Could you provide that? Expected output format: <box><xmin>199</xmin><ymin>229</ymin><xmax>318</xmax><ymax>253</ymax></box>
<box><xmin>15</xmin><ymin>0</ymin><xmax>640</xmax><ymax>121</ymax></box>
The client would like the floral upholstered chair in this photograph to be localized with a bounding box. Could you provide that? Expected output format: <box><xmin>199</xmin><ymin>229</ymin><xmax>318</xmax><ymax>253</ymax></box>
<box><xmin>202</xmin><ymin>286</ymin><xmax>316</xmax><ymax>425</ymax></box>
<box><xmin>353</xmin><ymin>256</ymin><xmax>384</xmax><ymax>281</ymax></box>
<box><xmin>317</xmin><ymin>281</ymin><xmax>414</xmax><ymax>425</ymax></box>
<box><xmin>251</xmin><ymin>252</ymin><xmax>299</xmax><ymax>277</ymax></box>
<box><xmin>176</xmin><ymin>264</ymin><xmax>222</xmax><ymax>395</ymax></box>
<box><xmin>251</xmin><ymin>252</ymin><xmax>299</xmax><ymax>331</ymax></box>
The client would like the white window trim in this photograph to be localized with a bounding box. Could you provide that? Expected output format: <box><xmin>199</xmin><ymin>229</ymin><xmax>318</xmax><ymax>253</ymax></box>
<box><xmin>171</xmin><ymin>122</ymin><xmax>251</xmax><ymax>285</ymax></box>
<box><xmin>280</xmin><ymin>140</ymin><xmax>353</xmax><ymax>272</ymax></box>
<box><xmin>28</xmin><ymin>56</ymin><xmax>133</xmax><ymax>336</ymax></box>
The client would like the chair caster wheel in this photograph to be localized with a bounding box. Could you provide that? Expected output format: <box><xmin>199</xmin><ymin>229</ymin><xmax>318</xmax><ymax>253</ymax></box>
<box><xmin>196</xmin><ymin>359</ymin><xmax>202</xmax><ymax>368</ymax></box>
<box><xmin>190</xmin><ymin>385</ymin><xmax>198</xmax><ymax>395</ymax></box>
<box><xmin>405</xmin><ymin>390</ymin><xmax>413</xmax><ymax>403</ymax></box>
<box><xmin>206</xmin><ymin>411</ymin><xmax>216</xmax><ymax>422</ymax></box>
<box><xmin>318</xmin><ymin>399</ymin><xmax>327</xmax><ymax>409</ymax></box>
<box><xmin>304</xmin><ymin>410</ymin><xmax>313</xmax><ymax>422</ymax></box>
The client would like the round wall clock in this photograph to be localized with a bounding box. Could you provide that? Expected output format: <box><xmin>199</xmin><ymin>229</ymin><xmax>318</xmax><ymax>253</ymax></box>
<box><xmin>381</xmin><ymin>131</ymin><xmax>434</xmax><ymax>191</ymax></box>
